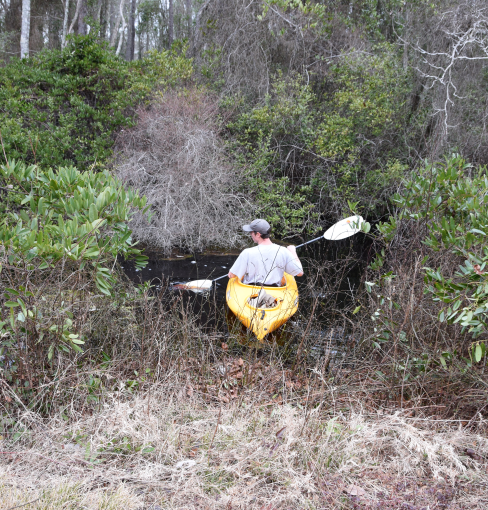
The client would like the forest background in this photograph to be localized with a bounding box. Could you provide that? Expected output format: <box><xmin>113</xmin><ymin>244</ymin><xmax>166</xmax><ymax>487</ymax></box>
<box><xmin>1</xmin><ymin>1</ymin><xmax>488</xmax><ymax>508</ymax></box>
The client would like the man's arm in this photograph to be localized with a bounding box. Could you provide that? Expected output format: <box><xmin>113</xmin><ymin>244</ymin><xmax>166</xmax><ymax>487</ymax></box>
<box><xmin>228</xmin><ymin>250</ymin><xmax>247</xmax><ymax>280</ymax></box>
<box><xmin>286</xmin><ymin>245</ymin><xmax>303</xmax><ymax>276</ymax></box>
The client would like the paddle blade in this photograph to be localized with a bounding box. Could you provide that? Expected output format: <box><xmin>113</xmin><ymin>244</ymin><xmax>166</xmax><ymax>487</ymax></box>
<box><xmin>324</xmin><ymin>215</ymin><xmax>364</xmax><ymax>240</ymax></box>
<box><xmin>176</xmin><ymin>279</ymin><xmax>214</xmax><ymax>292</ymax></box>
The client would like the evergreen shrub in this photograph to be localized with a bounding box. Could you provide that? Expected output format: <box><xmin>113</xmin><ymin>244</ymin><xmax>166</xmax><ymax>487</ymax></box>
<box><xmin>0</xmin><ymin>33</ymin><xmax>192</xmax><ymax>170</ymax></box>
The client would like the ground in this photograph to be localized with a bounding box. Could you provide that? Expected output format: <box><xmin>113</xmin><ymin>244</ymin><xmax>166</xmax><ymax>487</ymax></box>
<box><xmin>1</xmin><ymin>358</ymin><xmax>487</xmax><ymax>509</ymax></box>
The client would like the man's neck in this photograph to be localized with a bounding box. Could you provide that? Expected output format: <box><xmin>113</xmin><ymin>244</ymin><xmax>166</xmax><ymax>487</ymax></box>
<box><xmin>256</xmin><ymin>238</ymin><xmax>273</xmax><ymax>246</ymax></box>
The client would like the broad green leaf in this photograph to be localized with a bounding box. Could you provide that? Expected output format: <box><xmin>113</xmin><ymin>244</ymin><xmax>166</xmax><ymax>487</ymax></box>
<box><xmin>88</xmin><ymin>203</ymin><xmax>98</xmax><ymax>223</ymax></box>
<box><xmin>474</xmin><ymin>344</ymin><xmax>482</xmax><ymax>363</ymax></box>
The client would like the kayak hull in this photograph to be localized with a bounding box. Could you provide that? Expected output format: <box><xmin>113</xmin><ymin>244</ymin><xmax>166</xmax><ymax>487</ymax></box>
<box><xmin>225</xmin><ymin>274</ymin><xmax>299</xmax><ymax>341</ymax></box>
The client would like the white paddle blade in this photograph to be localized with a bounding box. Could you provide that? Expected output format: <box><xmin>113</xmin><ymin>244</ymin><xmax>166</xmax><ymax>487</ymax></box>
<box><xmin>181</xmin><ymin>279</ymin><xmax>214</xmax><ymax>291</ymax></box>
<box><xmin>324</xmin><ymin>215</ymin><xmax>364</xmax><ymax>240</ymax></box>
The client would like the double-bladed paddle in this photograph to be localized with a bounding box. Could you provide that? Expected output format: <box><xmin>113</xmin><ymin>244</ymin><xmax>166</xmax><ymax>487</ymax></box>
<box><xmin>176</xmin><ymin>215</ymin><xmax>365</xmax><ymax>292</ymax></box>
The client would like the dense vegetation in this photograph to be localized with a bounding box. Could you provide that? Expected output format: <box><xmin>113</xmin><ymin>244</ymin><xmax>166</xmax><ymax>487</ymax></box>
<box><xmin>0</xmin><ymin>33</ymin><xmax>192</xmax><ymax>170</ymax></box>
<box><xmin>0</xmin><ymin>0</ymin><xmax>487</xmax><ymax>439</ymax></box>
<box><xmin>1</xmin><ymin>1</ymin><xmax>488</xmax><ymax>507</ymax></box>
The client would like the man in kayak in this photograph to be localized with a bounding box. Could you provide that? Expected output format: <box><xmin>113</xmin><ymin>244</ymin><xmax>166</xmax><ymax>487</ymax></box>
<box><xmin>228</xmin><ymin>219</ymin><xmax>304</xmax><ymax>286</ymax></box>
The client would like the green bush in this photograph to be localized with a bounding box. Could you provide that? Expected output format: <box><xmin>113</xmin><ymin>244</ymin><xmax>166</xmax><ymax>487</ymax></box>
<box><xmin>227</xmin><ymin>74</ymin><xmax>317</xmax><ymax>236</ymax></box>
<box><xmin>0</xmin><ymin>160</ymin><xmax>148</xmax><ymax>379</ymax></box>
<box><xmin>0</xmin><ymin>33</ymin><xmax>192</xmax><ymax>170</ymax></box>
<box><xmin>227</xmin><ymin>48</ymin><xmax>410</xmax><ymax>236</ymax></box>
<box><xmin>370</xmin><ymin>155</ymin><xmax>488</xmax><ymax>364</ymax></box>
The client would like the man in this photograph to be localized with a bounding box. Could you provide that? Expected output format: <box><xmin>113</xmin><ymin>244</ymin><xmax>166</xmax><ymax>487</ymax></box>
<box><xmin>228</xmin><ymin>219</ymin><xmax>304</xmax><ymax>286</ymax></box>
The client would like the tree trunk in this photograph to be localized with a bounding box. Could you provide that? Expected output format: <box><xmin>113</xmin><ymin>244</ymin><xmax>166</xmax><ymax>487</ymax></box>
<box><xmin>29</xmin><ymin>1</ymin><xmax>44</xmax><ymax>53</ymax></box>
<box><xmin>20</xmin><ymin>0</ymin><xmax>30</xmax><ymax>58</ymax></box>
<box><xmin>116</xmin><ymin>0</ymin><xmax>127</xmax><ymax>55</ymax></box>
<box><xmin>110</xmin><ymin>0</ymin><xmax>124</xmax><ymax>47</ymax></box>
<box><xmin>403</xmin><ymin>9</ymin><xmax>409</xmax><ymax>70</ymax></box>
<box><xmin>186</xmin><ymin>0</ymin><xmax>191</xmax><ymax>40</ymax></box>
<box><xmin>68</xmin><ymin>0</ymin><xmax>82</xmax><ymax>36</ymax></box>
<box><xmin>100</xmin><ymin>0</ymin><xmax>109</xmax><ymax>41</ymax></box>
<box><xmin>5</xmin><ymin>0</ymin><xmax>22</xmax><ymax>59</ymax></box>
<box><xmin>168</xmin><ymin>0</ymin><xmax>173</xmax><ymax>48</ymax></box>
<box><xmin>125</xmin><ymin>0</ymin><xmax>136</xmax><ymax>60</ymax></box>
<box><xmin>62</xmin><ymin>0</ymin><xmax>70</xmax><ymax>47</ymax></box>
<box><xmin>191</xmin><ymin>0</ymin><xmax>210</xmax><ymax>56</ymax></box>
<box><xmin>48</xmin><ymin>2</ymin><xmax>62</xmax><ymax>49</ymax></box>
<box><xmin>78</xmin><ymin>0</ymin><xmax>87</xmax><ymax>35</ymax></box>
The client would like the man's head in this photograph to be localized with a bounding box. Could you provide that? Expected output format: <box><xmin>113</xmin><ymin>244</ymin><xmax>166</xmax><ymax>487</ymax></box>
<box><xmin>242</xmin><ymin>219</ymin><xmax>271</xmax><ymax>239</ymax></box>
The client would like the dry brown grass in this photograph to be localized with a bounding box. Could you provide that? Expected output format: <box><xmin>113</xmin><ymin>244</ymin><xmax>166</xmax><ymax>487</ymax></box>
<box><xmin>1</xmin><ymin>382</ymin><xmax>488</xmax><ymax>509</ymax></box>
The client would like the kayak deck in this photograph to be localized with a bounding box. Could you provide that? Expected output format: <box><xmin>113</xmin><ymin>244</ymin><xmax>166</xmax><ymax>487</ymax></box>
<box><xmin>225</xmin><ymin>273</ymin><xmax>299</xmax><ymax>341</ymax></box>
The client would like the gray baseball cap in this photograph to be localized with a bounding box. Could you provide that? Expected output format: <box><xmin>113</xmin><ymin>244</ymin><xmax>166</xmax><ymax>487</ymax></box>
<box><xmin>242</xmin><ymin>219</ymin><xmax>271</xmax><ymax>234</ymax></box>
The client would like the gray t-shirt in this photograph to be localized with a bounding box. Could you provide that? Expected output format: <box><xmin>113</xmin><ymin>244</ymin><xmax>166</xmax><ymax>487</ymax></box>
<box><xmin>229</xmin><ymin>244</ymin><xmax>303</xmax><ymax>285</ymax></box>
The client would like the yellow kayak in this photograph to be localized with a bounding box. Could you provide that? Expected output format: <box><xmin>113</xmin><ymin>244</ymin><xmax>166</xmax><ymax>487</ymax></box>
<box><xmin>226</xmin><ymin>273</ymin><xmax>299</xmax><ymax>341</ymax></box>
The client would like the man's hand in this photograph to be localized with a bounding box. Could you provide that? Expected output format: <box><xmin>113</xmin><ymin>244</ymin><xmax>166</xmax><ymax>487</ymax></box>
<box><xmin>228</xmin><ymin>272</ymin><xmax>238</xmax><ymax>279</ymax></box>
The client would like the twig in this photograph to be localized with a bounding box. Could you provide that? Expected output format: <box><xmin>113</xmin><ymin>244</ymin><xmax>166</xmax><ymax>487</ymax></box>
<box><xmin>6</xmin><ymin>498</ymin><xmax>41</xmax><ymax>510</ymax></box>
<box><xmin>209</xmin><ymin>407</ymin><xmax>221</xmax><ymax>450</ymax></box>
<box><xmin>0</xmin><ymin>451</ymin><xmax>84</xmax><ymax>469</ymax></box>
<box><xmin>401</xmin><ymin>354</ymin><xmax>409</xmax><ymax>408</ymax></box>
<box><xmin>0</xmin><ymin>130</ymin><xmax>9</xmax><ymax>166</ymax></box>
<box><xmin>293</xmin><ymin>297</ymin><xmax>318</xmax><ymax>371</ymax></box>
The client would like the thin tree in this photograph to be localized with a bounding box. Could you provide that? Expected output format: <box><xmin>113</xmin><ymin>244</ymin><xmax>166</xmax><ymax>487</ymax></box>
<box><xmin>62</xmin><ymin>0</ymin><xmax>70</xmax><ymax>47</ymax></box>
<box><xmin>110</xmin><ymin>0</ymin><xmax>125</xmax><ymax>47</ymax></box>
<box><xmin>126</xmin><ymin>0</ymin><xmax>136</xmax><ymax>60</ymax></box>
<box><xmin>116</xmin><ymin>0</ymin><xmax>127</xmax><ymax>55</ymax></box>
<box><xmin>20</xmin><ymin>0</ymin><xmax>30</xmax><ymax>58</ymax></box>
<box><xmin>186</xmin><ymin>0</ymin><xmax>191</xmax><ymax>40</ymax></box>
<box><xmin>191</xmin><ymin>0</ymin><xmax>210</xmax><ymax>56</ymax></box>
<box><xmin>68</xmin><ymin>0</ymin><xmax>82</xmax><ymax>35</ymax></box>
<box><xmin>78</xmin><ymin>0</ymin><xmax>87</xmax><ymax>35</ymax></box>
<box><xmin>168</xmin><ymin>0</ymin><xmax>173</xmax><ymax>48</ymax></box>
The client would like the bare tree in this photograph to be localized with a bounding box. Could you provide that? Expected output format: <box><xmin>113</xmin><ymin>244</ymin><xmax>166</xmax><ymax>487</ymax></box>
<box><xmin>61</xmin><ymin>0</ymin><xmax>70</xmax><ymax>47</ymax></box>
<box><xmin>168</xmin><ymin>0</ymin><xmax>173</xmax><ymax>47</ymax></box>
<box><xmin>125</xmin><ymin>0</ymin><xmax>136</xmax><ymax>60</ymax></box>
<box><xmin>116</xmin><ymin>0</ymin><xmax>126</xmax><ymax>55</ymax></box>
<box><xmin>113</xmin><ymin>90</ymin><xmax>252</xmax><ymax>253</ymax></box>
<box><xmin>20</xmin><ymin>0</ymin><xmax>30</xmax><ymax>58</ymax></box>
<box><xmin>404</xmin><ymin>1</ymin><xmax>488</xmax><ymax>159</ymax></box>
<box><xmin>77</xmin><ymin>0</ymin><xmax>87</xmax><ymax>35</ymax></box>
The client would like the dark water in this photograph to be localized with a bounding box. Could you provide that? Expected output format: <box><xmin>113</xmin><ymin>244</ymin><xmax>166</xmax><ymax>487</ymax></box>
<box><xmin>122</xmin><ymin>234</ymin><xmax>369</xmax><ymax>349</ymax></box>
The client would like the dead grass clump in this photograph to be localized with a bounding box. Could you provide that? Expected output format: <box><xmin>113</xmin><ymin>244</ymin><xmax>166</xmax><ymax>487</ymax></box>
<box><xmin>1</xmin><ymin>387</ymin><xmax>487</xmax><ymax>509</ymax></box>
<box><xmin>113</xmin><ymin>89</ymin><xmax>253</xmax><ymax>254</ymax></box>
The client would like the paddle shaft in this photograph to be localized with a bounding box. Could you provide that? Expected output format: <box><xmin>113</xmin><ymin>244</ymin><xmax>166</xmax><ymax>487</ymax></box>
<box><xmin>295</xmin><ymin>235</ymin><xmax>323</xmax><ymax>249</ymax></box>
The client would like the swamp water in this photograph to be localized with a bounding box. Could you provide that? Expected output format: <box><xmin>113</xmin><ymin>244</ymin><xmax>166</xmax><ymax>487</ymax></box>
<box><xmin>122</xmin><ymin>237</ymin><xmax>368</xmax><ymax>361</ymax></box>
